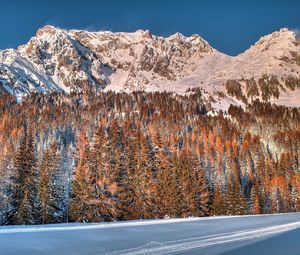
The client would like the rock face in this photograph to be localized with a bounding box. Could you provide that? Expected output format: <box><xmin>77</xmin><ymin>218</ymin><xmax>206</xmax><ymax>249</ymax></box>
<box><xmin>0</xmin><ymin>25</ymin><xmax>212</xmax><ymax>95</ymax></box>
<box><xmin>0</xmin><ymin>26</ymin><xmax>300</xmax><ymax>109</ymax></box>
<box><xmin>70</xmin><ymin>28</ymin><xmax>212</xmax><ymax>91</ymax></box>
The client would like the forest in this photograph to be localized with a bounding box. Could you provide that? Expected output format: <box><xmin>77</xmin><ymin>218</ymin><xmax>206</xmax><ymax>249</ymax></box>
<box><xmin>0</xmin><ymin>89</ymin><xmax>300</xmax><ymax>225</ymax></box>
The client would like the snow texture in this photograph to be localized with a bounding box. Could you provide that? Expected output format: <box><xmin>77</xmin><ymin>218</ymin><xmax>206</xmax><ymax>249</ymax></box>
<box><xmin>0</xmin><ymin>213</ymin><xmax>300</xmax><ymax>255</ymax></box>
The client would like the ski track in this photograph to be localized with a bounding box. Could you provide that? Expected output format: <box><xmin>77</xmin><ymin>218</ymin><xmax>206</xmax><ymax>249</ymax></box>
<box><xmin>1</xmin><ymin>214</ymin><xmax>300</xmax><ymax>255</ymax></box>
<box><xmin>106</xmin><ymin>221</ymin><xmax>300</xmax><ymax>255</ymax></box>
<box><xmin>0</xmin><ymin>213</ymin><xmax>298</xmax><ymax>234</ymax></box>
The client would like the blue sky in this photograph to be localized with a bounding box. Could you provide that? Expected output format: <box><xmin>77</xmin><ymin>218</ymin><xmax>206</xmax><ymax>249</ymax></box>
<box><xmin>1</xmin><ymin>0</ymin><xmax>299</xmax><ymax>55</ymax></box>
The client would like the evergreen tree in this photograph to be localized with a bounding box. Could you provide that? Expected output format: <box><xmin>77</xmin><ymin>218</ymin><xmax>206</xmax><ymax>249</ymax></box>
<box><xmin>0</xmin><ymin>139</ymin><xmax>15</xmax><ymax>224</ymax></box>
<box><xmin>224</xmin><ymin>173</ymin><xmax>247</xmax><ymax>215</ymax></box>
<box><xmin>38</xmin><ymin>141</ymin><xmax>62</xmax><ymax>224</ymax></box>
<box><xmin>69</xmin><ymin>132</ymin><xmax>93</xmax><ymax>222</ymax></box>
<box><xmin>11</xmin><ymin>130</ymin><xmax>38</xmax><ymax>225</ymax></box>
<box><xmin>211</xmin><ymin>185</ymin><xmax>225</xmax><ymax>216</ymax></box>
<box><xmin>89</xmin><ymin>123</ymin><xmax>116</xmax><ymax>221</ymax></box>
<box><xmin>193</xmin><ymin>159</ymin><xmax>210</xmax><ymax>216</ymax></box>
<box><xmin>250</xmin><ymin>184</ymin><xmax>261</xmax><ymax>214</ymax></box>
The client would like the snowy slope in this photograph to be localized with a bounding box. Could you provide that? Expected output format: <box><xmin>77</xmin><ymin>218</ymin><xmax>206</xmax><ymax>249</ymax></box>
<box><xmin>153</xmin><ymin>28</ymin><xmax>300</xmax><ymax>109</ymax></box>
<box><xmin>0</xmin><ymin>26</ymin><xmax>300</xmax><ymax>109</ymax></box>
<box><xmin>0</xmin><ymin>213</ymin><xmax>300</xmax><ymax>255</ymax></box>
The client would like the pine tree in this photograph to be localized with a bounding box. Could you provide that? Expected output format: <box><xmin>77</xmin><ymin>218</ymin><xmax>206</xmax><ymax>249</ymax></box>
<box><xmin>250</xmin><ymin>184</ymin><xmax>261</xmax><ymax>214</ymax></box>
<box><xmin>0</xmin><ymin>138</ymin><xmax>15</xmax><ymax>224</ymax></box>
<box><xmin>132</xmin><ymin>127</ymin><xmax>154</xmax><ymax>219</ymax></box>
<box><xmin>89</xmin><ymin>122</ymin><xmax>116</xmax><ymax>221</ymax></box>
<box><xmin>38</xmin><ymin>141</ymin><xmax>62</xmax><ymax>224</ymax></box>
<box><xmin>222</xmin><ymin>156</ymin><xmax>246</xmax><ymax>215</ymax></box>
<box><xmin>211</xmin><ymin>185</ymin><xmax>225</xmax><ymax>216</ymax></box>
<box><xmin>69</xmin><ymin>131</ymin><xmax>92</xmax><ymax>222</ymax></box>
<box><xmin>224</xmin><ymin>174</ymin><xmax>247</xmax><ymax>215</ymax></box>
<box><xmin>11</xmin><ymin>130</ymin><xmax>39</xmax><ymax>225</ymax></box>
<box><xmin>155</xmin><ymin>132</ymin><xmax>177</xmax><ymax>218</ymax></box>
<box><xmin>117</xmin><ymin>125</ymin><xmax>149</xmax><ymax>220</ymax></box>
<box><xmin>194</xmin><ymin>160</ymin><xmax>211</xmax><ymax>216</ymax></box>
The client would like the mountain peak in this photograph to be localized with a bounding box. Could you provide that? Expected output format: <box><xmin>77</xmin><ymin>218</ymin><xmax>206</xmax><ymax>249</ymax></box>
<box><xmin>238</xmin><ymin>28</ymin><xmax>298</xmax><ymax>59</ymax></box>
<box><xmin>256</xmin><ymin>28</ymin><xmax>296</xmax><ymax>45</ymax></box>
<box><xmin>36</xmin><ymin>25</ymin><xmax>62</xmax><ymax>37</ymax></box>
<box><xmin>19</xmin><ymin>24</ymin><xmax>73</xmax><ymax>56</ymax></box>
<box><xmin>0</xmin><ymin>26</ymin><xmax>299</xmax><ymax>109</ymax></box>
<box><xmin>167</xmin><ymin>32</ymin><xmax>186</xmax><ymax>41</ymax></box>
<box><xmin>279</xmin><ymin>27</ymin><xmax>290</xmax><ymax>33</ymax></box>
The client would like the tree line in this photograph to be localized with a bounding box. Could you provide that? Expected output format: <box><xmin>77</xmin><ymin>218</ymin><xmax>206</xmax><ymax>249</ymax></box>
<box><xmin>0</xmin><ymin>90</ymin><xmax>300</xmax><ymax>225</ymax></box>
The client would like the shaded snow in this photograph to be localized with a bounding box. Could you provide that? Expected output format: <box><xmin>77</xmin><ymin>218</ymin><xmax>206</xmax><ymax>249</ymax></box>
<box><xmin>1</xmin><ymin>213</ymin><xmax>300</xmax><ymax>255</ymax></box>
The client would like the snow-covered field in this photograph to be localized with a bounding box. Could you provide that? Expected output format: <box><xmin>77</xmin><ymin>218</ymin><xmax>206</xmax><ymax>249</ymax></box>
<box><xmin>0</xmin><ymin>213</ymin><xmax>300</xmax><ymax>255</ymax></box>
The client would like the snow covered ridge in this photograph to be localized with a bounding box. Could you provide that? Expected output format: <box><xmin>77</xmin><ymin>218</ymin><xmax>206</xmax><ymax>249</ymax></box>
<box><xmin>0</xmin><ymin>26</ymin><xmax>300</xmax><ymax>109</ymax></box>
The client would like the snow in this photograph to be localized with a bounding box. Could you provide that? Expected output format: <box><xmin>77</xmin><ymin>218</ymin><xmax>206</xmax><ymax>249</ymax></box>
<box><xmin>144</xmin><ymin>28</ymin><xmax>300</xmax><ymax>110</ymax></box>
<box><xmin>0</xmin><ymin>213</ymin><xmax>300</xmax><ymax>255</ymax></box>
<box><xmin>269</xmin><ymin>87</ymin><xmax>300</xmax><ymax>107</ymax></box>
<box><xmin>0</xmin><ymin>26</ymin><xmax>300</xmax><ymax>110</ymax></box>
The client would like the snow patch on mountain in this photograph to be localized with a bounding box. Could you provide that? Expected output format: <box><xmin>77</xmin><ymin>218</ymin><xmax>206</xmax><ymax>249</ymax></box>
<box><xmin>0</xmin><ymin>26</ymin><xmax>299</xmax><ymax>109</ymax></box>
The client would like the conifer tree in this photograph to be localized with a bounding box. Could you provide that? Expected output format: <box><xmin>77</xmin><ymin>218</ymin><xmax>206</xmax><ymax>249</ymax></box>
<box><xmin>194</xmin><ymin>160</ymin><xmax>210</xmax><ymax>216</ymax></box>
<box><xmin>12</xmin><ymin>130</ymin><xmax>38</xmax><ymax>225</ymax></box>
<box><xmin>0</xmin><ymin>138</ymin><xmax>15</xmax><ymax>224</ymax></box>
<box><xmin>38</xmin><ymin>141</ymin><xmax>62</xmax><ymax>224</ymax></box>
<box><xmin>155</xmin><ymin>132</ymin><xmax>176</xmax><ymax>218</ymax></box>
<box><xmin>89</xmin><ymin>122</ymin><xmax>116</xmax><ymax>221</ymax></box>
<box><xmin>224</xmin><ymin>174</ymin><xmax>247</xmax><ymax>215</ymax></box>
<box><xmin>69</xmin><ymin>131</ymin><xmax>93</xmax><ymax>222</ymax></box>
<box><xmin>211</xmin><ymin>185</ymin><xmax>225</xmax><ymax>216</ymax></box>
<box><xmin>250</xmin><ymin>184</ymin><xmax>261</xmax><ymax>214</ymax></box>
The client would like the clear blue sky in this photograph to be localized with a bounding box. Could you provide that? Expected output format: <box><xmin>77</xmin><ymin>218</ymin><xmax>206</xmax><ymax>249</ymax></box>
<box><xmin>1</xmin><ymin>0</ymin><xmax>300</xmax><ymax>55</ymax></box>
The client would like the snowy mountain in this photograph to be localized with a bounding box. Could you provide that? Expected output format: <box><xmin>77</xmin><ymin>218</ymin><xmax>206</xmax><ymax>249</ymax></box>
<box><xmin>0</xmin><ymin>26</ymin><xmax>299</xmax><ymax>109</ymax></box>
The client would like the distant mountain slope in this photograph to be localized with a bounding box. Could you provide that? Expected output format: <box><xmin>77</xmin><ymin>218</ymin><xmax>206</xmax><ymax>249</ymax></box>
<box><xmin>0</xmin><ymin>26</ymin><xmax>299</xmax><ymax>109</ymax></box>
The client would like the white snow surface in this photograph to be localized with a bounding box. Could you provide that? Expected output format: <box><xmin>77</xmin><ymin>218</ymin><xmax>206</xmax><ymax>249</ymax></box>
<box><xmin>1</xmin><ymin>213</ymin><xmax>300</xmax><ymax>255</ymax></box>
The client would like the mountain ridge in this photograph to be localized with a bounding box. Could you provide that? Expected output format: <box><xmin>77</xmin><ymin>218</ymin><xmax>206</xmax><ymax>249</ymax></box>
<box><xmin>0</xmin><ymin>26</ymin><xmax>299</xmax><ymax>109</ymax></box>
